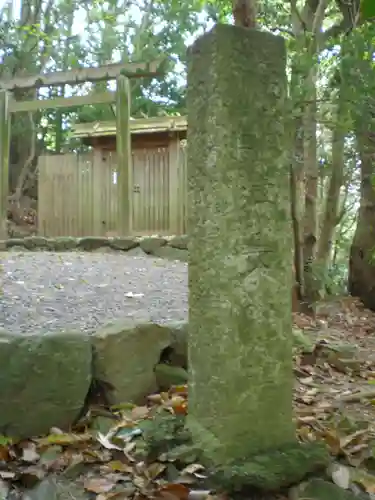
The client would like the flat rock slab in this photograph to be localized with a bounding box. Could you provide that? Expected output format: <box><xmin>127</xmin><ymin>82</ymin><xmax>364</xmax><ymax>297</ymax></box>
<box><xmin>0</xmin><ymin>330</ymin><xmax>91</xmax><ymax>439</ymax></box>
<box><xmin>139</xmin><ymin>237</ymin><xmax>167</xmax><ymax>254</ymax></box>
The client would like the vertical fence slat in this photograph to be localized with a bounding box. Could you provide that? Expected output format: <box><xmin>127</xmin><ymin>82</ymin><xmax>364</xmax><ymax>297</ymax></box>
<box><xmin>37</xmin><ymin>142</ymin><xmax>188</xmax><ymax>238</ymax></box>
<box><xmin>116</xmin><ymin>75</ymin><xmax>131</xmax><ymax>236</ymax></box>
<box><xmin>169</xmin><ymin>140</ymin><xmax>180</xmax><ymax>233</ymax></box>
<box><xmin>0</xmin><ymin>91</ymin><xmax>10</xmax><ymax>240</ymax></box>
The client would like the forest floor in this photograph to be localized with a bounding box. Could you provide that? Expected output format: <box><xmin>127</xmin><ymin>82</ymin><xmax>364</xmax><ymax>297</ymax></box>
<box><xmin>3</xmin><ymin>296</ymin><xmax>375</xmax><ymax>499</ymax></box>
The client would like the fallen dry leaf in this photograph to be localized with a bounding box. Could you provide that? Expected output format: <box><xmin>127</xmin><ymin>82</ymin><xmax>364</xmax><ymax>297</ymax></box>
<box><xmin>84</xmin><ymin>476</ymin><xmax>117</xmax><ymax>494</ymax></box>
<box><xmin>157</xmin><ymin>483</ymin><xmax>190</xmax><ymax>500</ymax></box>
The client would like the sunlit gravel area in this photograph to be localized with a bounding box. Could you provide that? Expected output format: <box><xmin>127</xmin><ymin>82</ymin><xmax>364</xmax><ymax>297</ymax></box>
<box><xmin>0</xmin><ymin>251</ymin><xmax>188</xmax><ymax>334</ymax></box>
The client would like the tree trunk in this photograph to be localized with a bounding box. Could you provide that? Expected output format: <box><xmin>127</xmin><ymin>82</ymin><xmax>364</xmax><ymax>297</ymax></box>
<box><xmin>289</xmin><ymin>0</ymin><xmax>332</xmax><ymax>315</ymax></box>
<box><xmin>317</xmin><ymin>89</ymin><xmax>346</xmax><ymax>269</ymax></box>
<box><xmin>349</xmin><ymin>106</ymin><xmax>375</xmax><ymax>310</ymax></box>
<box><xmin>289</xmin><ymin>50</ymin><xmax>306</xmax><ymax>311</ymax></box>
<box><xmin>302</xmin><ymin>67</ymin><xmax>319</xmax><ymax>313</ymax></box>
<box><xmin>4</xmin><ymin>0</ymin><xmax>54</xmax><ymax>200</ymax></box>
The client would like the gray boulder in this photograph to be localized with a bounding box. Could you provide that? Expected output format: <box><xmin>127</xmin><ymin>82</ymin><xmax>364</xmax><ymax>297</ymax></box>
<box><xmin>77</xmin><ymin>237</ymin><xmax>111</xmax><ymax>251</ymax></box>
<box><xmin>6</xmin><ymin>238</ymin><xmax>27</xmax><ymax>249</ymax></box>
<box><xmin>109</xmin><ymin>237</ymin><xmax>139</xmax><ymax>251</ymax></box>
<box><xmin>168</xmin><ymin>321</ymin><xmax>188</xmax><ymax>368</ymax></box>
<box><xmin>22</xmin><ymin>236</ymin><xmax>50</xmax><ymax>250</ymax></box>
<box><xmin>48</xmin><ymin>237</ymin><xmax>79</xmax><ymax>251</ymax></box>
<box><xmin>139</xmin><ymin>237</ymin><xmax>167</xmax><ymax>254</ymax></box>
<box><xmin>168</xmin><ymin>235</ymin><xmax>188</xmax><ymax>250</ymax></box>
<box><xmin>91</xmin><ymin>320</ymin><xmax>172</xmax><ymax>405</ymax></box>
<box><xmin>0</xmin><ymin>330</ymin><xmax>91</xmax><ymax>439</ymax></box>
<box><xmin>291</xmin><ymin>478</ymin><xmax>367</xmax><ymax>500</ymax></box>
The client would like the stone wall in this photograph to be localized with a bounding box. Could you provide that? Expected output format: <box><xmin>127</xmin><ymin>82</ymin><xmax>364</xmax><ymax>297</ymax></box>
<box><xmin>0</xmin><ymin>235</ymin><xmax>189</xmax><ymax>439</ymax></box>
<box><xmin>0</xmin><ymin>234</ymin><xmax>188</xmax><ymax>260</ymax></box>
<box><xmin>0</xmin><ymin>318</ymin><xmax>188</xmax><ymax>440</ymax></box>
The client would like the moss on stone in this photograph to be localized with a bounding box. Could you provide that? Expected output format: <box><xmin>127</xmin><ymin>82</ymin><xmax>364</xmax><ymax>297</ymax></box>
<box><xmin>142</xmin><ymin>412</ymin><xmax>192</xmax><ymax>461</ymax></box>
<box><xmin>154</xmin><ymin>363</ymin><xmax>188</xmax><ymax>390</ymax></box>
<box><xmin>6</xmin><ymin>238</ymin><xmax>27</xmax><ymax>248</ymax></box>
<box><xmin>208</xmin><ymin>441</ymin><xmax>329</xmax><ymax>493</ymax></box>
<box><xmin>77</xmin><ymin>236</ymin><xmax>111</xmax><ymax>250</ymax></box>
<box><xmin>294</xmin><ymin>478</ymin><xmax>363</xmax><ymax>500</ymax></box>
<box><xmin>187</xmin><ymin>24</ymin><xmax>294</xmax><ymax>465</ymax></box>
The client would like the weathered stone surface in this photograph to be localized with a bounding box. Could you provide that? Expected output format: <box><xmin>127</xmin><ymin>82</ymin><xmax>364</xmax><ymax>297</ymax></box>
<box><xmin>2</xmin><ymin>234</ymin><xmax>195</xmax><ymax>264</ymax></box>
<box><xmin>187</xmin><ymin>24</ymin><xmax>292</xmax><ymax>465</ymax></box>
<box><xmin>0</xmin><ymin>330</ymin><xmax>91</xmax><ymax>439</ymax></box>
<box><xmin>77</xmin><ymin>236</ymin><xmax>111</xmax><ymax>251</ymax></box>
<box><xmin>2</xmin><ymin>235</ymin><xmax>192</xmax><ymax>261</ymax></box>
<box><xmin>152</xmin><ymin>246</ymin><xmax>188</xmax><ymax>262</ymax></box>
<box><xmin>6</xmin><ymin>238</ymin><xmax>28</xmax><ymax>248</ymax></box>
<box><xmin>210</xmin><ymin>443</ymin><xmax>329</xmax><ymax>493</ymax></box>
<box><xmin>91</xmin><ymin>320</ymin><xmax>172</xmax><ymax>405</ymax></box>
<box><xmin>50</xmin><ymin>237</ymin><xmax>79</xmax><ymax>251</ymax></box>
<box><xmin>139</xmin><ymin>237</ymin><xmax>167</xmax><ymax>254</ymax></box>
<box><xmin>109</xmin><ymin>236</ymin><xmax>139</xmax><ymax>251</ymax></box>
<box><xmin>168</xmin><ymin>321</ymin><xmax>188</xmax><ymax>368</ymax></box>
<box><xmin>22</xmin><ymin>236</ymin><xmax>50</xmax><ymax>249</ymax></box>
<box><xmin>168</xmin><ymin>235</ymin><xmax>189</xmax><ymax>250</ymax></box>
<box><xmin>154</xmin><ymin>364</ymin><xmax>188</xmax><ymax>391</ymax></box>
<box><xmin>291</xmin><ymin>478</ymin><xmax>363</xmax><ymax>500</ymax></box>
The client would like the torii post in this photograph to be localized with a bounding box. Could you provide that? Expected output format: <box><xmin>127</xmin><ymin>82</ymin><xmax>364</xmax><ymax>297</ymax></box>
<box><xmin>0</xmin><ymin>60</ymin><xmax>165</xmax><ymax>239</ymax></box>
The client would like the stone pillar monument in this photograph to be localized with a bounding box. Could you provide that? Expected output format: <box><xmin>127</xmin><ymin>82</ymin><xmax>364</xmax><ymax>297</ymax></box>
<box><xmin>187</xmin><ymin>24</ymin><xmax>327</xmax><ymax>492</ymax></box>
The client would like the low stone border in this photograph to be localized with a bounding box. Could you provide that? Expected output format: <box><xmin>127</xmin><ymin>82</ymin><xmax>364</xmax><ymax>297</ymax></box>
<box><xmin>0</xmin><ymin>236</ymin><xmax>189</xmax><ymax>439</ymax></box>
<box><xmin>0</xmin><ymin>235</ymin><xmax>188</xmax><ymax>260</ymax></box>
<box><xmin>0</xmin><ymin>319</ymin><xmax>188</xmax><ymax>440</ymax></box>
<box><xmin>0</xmin><ymin>324</ymin><xmax>310</xmax><ymax>440</ymax></box>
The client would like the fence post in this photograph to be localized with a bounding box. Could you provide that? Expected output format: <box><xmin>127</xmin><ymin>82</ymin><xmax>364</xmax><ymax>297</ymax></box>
<box><xmin>116</xmin><ymin>75</ymin><xmax>131</xmax><ymax>236</ymax></box>
<box><xmin>169</xmin><ymin>135</ymin><xmax>181</xmax><ymax>234</ymax></box>
<box><xmin>0</xmin><ymin>90</ymin><xmax>10</xmax><ymax>242</ymax></box>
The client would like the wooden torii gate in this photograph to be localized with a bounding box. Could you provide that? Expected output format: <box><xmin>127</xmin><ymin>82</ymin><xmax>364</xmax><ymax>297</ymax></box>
<box><xmin>0</xmin><ymin>60</ymin><xmax>165</xmax><ymax>240</ymax></box>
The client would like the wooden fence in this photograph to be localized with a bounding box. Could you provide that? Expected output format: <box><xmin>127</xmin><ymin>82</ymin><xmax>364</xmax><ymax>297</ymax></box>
<box><xmin>38</xmin><ymin>144</ymin><xmax>187</xmax><ymax>237</ymax></box>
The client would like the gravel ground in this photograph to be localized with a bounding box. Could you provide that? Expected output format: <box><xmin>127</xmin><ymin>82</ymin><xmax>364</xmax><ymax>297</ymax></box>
<box><xmin>0</xmin><ymin>251</ymin><xmax>188</xmax><ymax>334</ymax></box>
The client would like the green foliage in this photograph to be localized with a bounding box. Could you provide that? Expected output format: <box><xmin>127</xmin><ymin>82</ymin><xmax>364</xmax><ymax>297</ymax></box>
<box><xmin>0</xmin><ymin>0</ymin><xmax>209</xmax><ymax>154</ymax></box>
<box><xmin>361</xmin><ymin>0</ymin><xmax>375</xmax><ymax>21</ymax></box>
<box><xmin>0</xmin><ymin>0</ymin><xmax>371</xmax><ymax>290</ymax></box>
<box><xmin>325</xmin><ymin>264</ymin><xmax>349</xmax><ymax>296</ymax></box>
